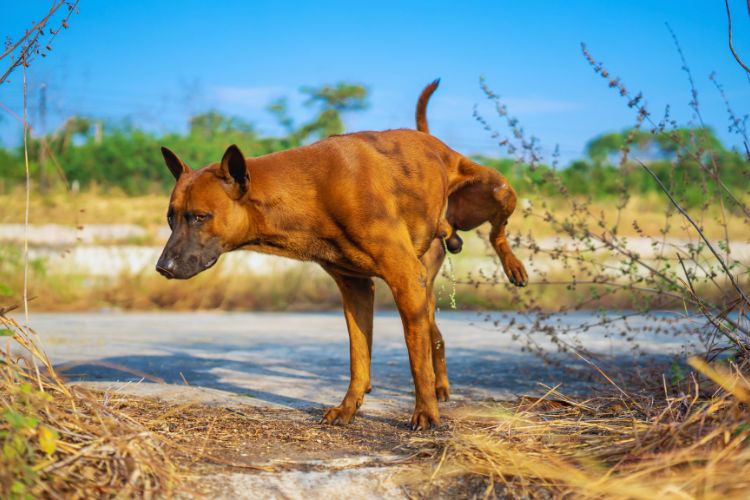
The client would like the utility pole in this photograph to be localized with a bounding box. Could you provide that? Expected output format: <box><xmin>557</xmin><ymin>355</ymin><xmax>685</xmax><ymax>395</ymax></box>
<box><xmin>94</xmin><ymin>120</ymin><xmax>102</xmax><ymax>145</ymax></box>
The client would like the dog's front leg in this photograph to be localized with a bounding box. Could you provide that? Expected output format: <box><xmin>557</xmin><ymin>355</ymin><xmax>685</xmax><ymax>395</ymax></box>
<box><xmin>321</xmin><ymin>271</ymin><xmax>374</xmax><ymax>425</ymax></box>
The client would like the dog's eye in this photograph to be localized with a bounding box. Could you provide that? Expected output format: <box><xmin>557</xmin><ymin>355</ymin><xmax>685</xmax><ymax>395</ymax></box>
<box><xmin>187</xmin><ymin>213</ymin><xmax>210</xmax><ymax>225</ymax></box>
<box><xmin>167</xmin><ymin>212</ymin><xmax>175</xmax><ymax>229</ymax></box>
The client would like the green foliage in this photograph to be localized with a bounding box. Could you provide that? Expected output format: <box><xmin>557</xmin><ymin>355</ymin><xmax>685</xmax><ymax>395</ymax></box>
<box><xmin>586</xmin><ymin>127</ymin><xmax>723</xmax><ymax>163</ymax></box>
<box><xmin>301</xmin><ymin>82</ymin><xmax>369</xmax><ymax>112</ymax></box>
<box><xmin>1</xmin><ymin>381</ymin><xmax>57</xmax><ymax>499</ymax></box>
<box><xmin>0</xmin><ymin>82</ymin><xmax>747</xmax><ymax>201</ymax></box>
<box><xmin>668</xmin><ymin>359</ymin><xmax>686</xmax><ymax>386</ymax></box>
<box><xmin>0</xmin><ymin>82</ymin><xmax>370</xmax><ymax>195</ymax></box>
<box><xmin>295</xmin><ymin>82</ymin><xmax>370</xmax><ymax>141</ymax></box>
<box><xmin>476</xmin><ymin>126</ymin><xmax>748</xmax><ymax>207</ymax></box>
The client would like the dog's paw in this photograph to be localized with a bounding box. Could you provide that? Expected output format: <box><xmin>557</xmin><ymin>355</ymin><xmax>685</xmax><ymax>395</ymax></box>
<box><xmin>410</xmin><ymin>404</ymin><xmax>440</xmax><ymax>431</ymax></box>
<box><xmin>320</xmin><ymin>405</ymin><xmax>357</xmax><ymax>425</ymax></box>
<box><xmin>435</xmin><ymin>383</ymin><xmax>450</xmax><ymax>402</ymax></box>
<box><xmin>502</xmin><ymin>254</ymin><xmax>528</xmax><ymax>287</ymax></box>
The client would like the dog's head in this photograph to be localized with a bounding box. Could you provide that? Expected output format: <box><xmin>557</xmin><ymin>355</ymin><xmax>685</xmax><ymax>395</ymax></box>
<box><xmin>156</xmin><ymin>144</ymin><xmax>252</xmax><ymax>280</ymax></box>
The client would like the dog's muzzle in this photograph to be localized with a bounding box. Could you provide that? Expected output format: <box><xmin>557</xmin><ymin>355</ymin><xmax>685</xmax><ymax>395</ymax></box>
<box><xmin>155</xmin><ymin>251</ymin><xmax>219</xmax><ymax>280</ymax></box>
<box><xmin>155</xmin><ymin>257</ymin><xmax>177</xmax><ymax>279</ymax></box>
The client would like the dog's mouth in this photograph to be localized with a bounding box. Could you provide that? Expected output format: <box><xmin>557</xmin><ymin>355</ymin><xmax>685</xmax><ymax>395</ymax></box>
<box><xmin>156</xmin><ymin>254</ymin><xmax>220</xmax><ymax>280</ymax></box>
<box><xmin>181</xmin><ymin>255</ymin><xmax>220</xmax><ymax>278</ymax></box>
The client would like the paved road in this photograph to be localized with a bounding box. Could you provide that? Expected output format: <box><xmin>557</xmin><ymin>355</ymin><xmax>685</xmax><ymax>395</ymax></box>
<box><xmin>21</xmin><ymin>311</ymin><xmax>694</xmax><ymax>411</ymax></box>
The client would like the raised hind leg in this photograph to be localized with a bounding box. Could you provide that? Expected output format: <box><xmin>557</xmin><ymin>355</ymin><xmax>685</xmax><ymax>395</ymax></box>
<box><xmin>490</xmin><ymin>212</ymin><xmax>528</xmax><ymax>287</ymax></box>
<box><xmin>447</xmin><ymin>158</ymin><xmax>528</xmax><ymax>286</ymax></box>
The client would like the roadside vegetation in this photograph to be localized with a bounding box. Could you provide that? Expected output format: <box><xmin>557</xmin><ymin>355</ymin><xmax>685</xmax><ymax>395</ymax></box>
<box><xmin>408</xmin><ymin>32</ymin><xmax>750</xmax><ymax>498</ymax></box>
<box><xmin>0</xmin><ymin>116</ymin><xmax>746</xmax><ymax>313</ymax></box>
<box><xmin>0</xmin><ymin>314</ymin><xmax>175</xmax><ymax>497</ymax></box>
<box><xmin>408</xmin><ymin>357</ymin><xmax>750</xmax><ymax>498</ymax></box>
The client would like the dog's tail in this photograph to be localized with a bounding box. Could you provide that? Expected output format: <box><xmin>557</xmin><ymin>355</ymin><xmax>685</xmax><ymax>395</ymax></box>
<box><xmin>415</xmin><ymin>78</ymin><xmax>440</xmax><ymax>134</ymax></box>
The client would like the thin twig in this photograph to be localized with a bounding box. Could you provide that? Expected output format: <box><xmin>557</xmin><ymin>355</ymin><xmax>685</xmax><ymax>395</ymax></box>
<box><xmin>637</xmin><ymin>160</ymin><xmax>749</xmax><ymax>306</ymax></box>
<box><xmin>0</xmin><ymin>1</ymin><xmax>76</xmax><ymax>86</ymax></box>
<box><xmin>677</xmin><ymin>255</ymin><xmax>745</xmax><ymax>350</ymax></box>
<box><xmin>0</xmin><ymin>1</ymin><xmax>66</xmax><ymax>61</ymax></box>
<box><xmin>725</xmin><ymin>0</ymin><xmax>750</xmax><ymax>74</ymax></box>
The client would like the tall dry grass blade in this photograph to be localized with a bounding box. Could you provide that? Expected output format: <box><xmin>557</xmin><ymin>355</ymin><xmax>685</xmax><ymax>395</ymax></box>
<box><xmin>688</xmin><ymin>356</ymin><xmax>750</xmax><ymax>403</ymax></box>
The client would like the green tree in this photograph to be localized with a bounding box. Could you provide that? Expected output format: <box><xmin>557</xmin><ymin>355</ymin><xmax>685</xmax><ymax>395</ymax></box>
<box><xmin>296</xmin><ymin>82</ymin><xmax>369</xmax><ymax>141</ymax></box>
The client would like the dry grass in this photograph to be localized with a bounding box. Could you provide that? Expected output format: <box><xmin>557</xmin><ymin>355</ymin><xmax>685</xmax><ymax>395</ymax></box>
<box><xmin>0</xmin><ymin>311</ymin><xmax>176</xmax><ymax>498</ymax></box>
<box><xmin>409</xmin><ymin>360</ymin><xmax>750</xmax><ymax>499</ymax></box>
<box><xmin>2</xmin><ymin>189</ymin><xmax>747</xmax><ymax>241</ymax></box>
<box><xmin>1</xmin><ymin>187</ymin><xmax>746</xmax><ymax>313</ymax></box>
<box><xmin>1</xmin><ymin>265</ymin><xmax>352</xmax><ymax>312</ymax></box>
<box><xmin>0</xmin><ymin>189</ymin><xmax>167</xmax><ymax>230</ymax></box>
<box><xmin>0</xmin><ymin>242</ymin><xmax>738</xmax><ymax>313</ymax></box>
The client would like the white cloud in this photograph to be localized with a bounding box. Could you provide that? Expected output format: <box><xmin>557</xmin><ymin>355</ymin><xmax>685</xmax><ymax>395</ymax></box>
<box><xmin>502</xmin><ymin>97</ymin><xmax>579</xmax><ymax>114</ymax></box>
<box><xmin>435</xmin><ymin>94</ymin><xmax>579</xmax><ymax>118</ymax></box>
<box><xmin>211</xmin><ymin>85</ymin><xmax>289</xmax><ymax>109</ymax></box>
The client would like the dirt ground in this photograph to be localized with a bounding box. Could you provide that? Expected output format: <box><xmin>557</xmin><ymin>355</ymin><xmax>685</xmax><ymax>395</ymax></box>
<box><xmin>111</xmin><ymin>393</ymin><xmax>487</xmax><ymax>499</ymax></box>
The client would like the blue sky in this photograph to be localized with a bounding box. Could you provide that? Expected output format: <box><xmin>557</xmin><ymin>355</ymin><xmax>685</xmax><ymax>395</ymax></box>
<box><xmin>1</xmin><ymin>1</ymin><xmax>749</xmax><ymax>164</ymax></box>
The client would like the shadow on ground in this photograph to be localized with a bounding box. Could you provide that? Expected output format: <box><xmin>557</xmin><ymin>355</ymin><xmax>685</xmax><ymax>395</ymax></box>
<box><xmin>55</xmin><ymin>342</ymin><xmax>674</xmax><ymax>409</ymax></box>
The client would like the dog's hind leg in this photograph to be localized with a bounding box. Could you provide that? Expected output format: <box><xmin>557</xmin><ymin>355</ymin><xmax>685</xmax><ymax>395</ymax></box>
<box><xmin>489</xmin><ymin>199</ymin><xmax>528</xmax><ymax>288</ymax></box>
<box><xmin>378</xmin><ymin>241</ymin><xmax>440</xmax><ymax>430</ymax></box>
<box><xmin>447</xmin><ymin>158</ymin><xmax>528</xmax><ymax>286</ymax></box>
<box><xmin>420</xmin><ymin>238</ymin><xmax>450</xmax><ymax>401</ymax></box>
<box><xmin>321</xmin><ymin>271</ymin><xmax>374</xmax><ymax>425</ymax></box>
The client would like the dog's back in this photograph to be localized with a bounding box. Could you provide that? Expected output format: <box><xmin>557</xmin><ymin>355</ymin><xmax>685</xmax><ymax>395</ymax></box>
<box><xmin>246</xmin><ymin>129</ymin><xmax>457</xmax><ymax>258</ymax></box>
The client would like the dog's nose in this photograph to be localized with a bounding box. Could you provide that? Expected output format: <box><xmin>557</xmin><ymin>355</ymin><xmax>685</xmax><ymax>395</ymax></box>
<box><xmin>156</xmin><ymin>258</ymin><xmax>176</xmax><ymax>279</ymax></box>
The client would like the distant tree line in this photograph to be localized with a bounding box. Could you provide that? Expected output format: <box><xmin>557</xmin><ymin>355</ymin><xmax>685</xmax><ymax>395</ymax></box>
<box><xmin>476</xmin><ymin>127</ymin><xmax>749</xmax><ymax>207</ymax></box>
<box><xmin>0</xmin><ymin>82</ymin><xmax>747</xmax><ymax>205</ymax></box>
<box><xmin>0</xmin><ymin>82</ymin><xmax>369</xmax><ymax>194</ymax></box>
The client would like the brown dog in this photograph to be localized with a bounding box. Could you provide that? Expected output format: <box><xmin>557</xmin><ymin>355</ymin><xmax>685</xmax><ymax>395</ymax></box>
<box><xmin>156</xmin><ymin>80</ymin><xmax>527</xmax><ymax>429</ymax></box>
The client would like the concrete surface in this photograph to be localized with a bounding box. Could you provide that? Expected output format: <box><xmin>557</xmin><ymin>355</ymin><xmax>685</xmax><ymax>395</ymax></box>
<box><xmin>22</xmin><ymin>311</ymin><xmax>694</xmax><ymax>410</ymax></box>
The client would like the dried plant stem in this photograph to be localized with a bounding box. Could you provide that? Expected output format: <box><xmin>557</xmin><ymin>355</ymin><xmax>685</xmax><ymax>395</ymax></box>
<box><xmin>678</xmin><ymin>255</ymin><xmax>746</xmax><ymax>351</ymax></box>
<box><xmin>637</xmin><ymin>160</ymin><xmax>749</xmax><ymax>306</ymax></box>
<box><xmin>22</xmin><ymin>62</ymin><xmax>30</xmax><ymax>324</ymax></box>
<box><xmin>725</xmin><ymin>0</ymin><xmax>750</xmax><ymax>74</ymax></box>
<box><xmin>0</xmin><ymin>1</ymin><xmax>64</xmax><ymax>61</ymax></box>
<box><xmin>22</xmin><ymin>62</ymin><xmax>44</xmax><ymax>392</ymax></box>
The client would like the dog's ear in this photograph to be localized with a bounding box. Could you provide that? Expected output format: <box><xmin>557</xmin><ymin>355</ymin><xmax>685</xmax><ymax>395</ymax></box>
<box><xmin>161</xmin><ymin>147</ymin><xmax>190</xmax><ymax>180</ymax></box>
<box><xmin>220</xmin><ymin>144</ymin><xmax>249</xmax><ymax>196</ymax></box>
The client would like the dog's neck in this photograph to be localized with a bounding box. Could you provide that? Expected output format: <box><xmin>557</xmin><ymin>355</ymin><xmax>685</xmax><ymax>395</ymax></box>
<box><xmin>233</xmin><ymin>160</ymin><xmax>319</xmax><ymax>261</ymax></box>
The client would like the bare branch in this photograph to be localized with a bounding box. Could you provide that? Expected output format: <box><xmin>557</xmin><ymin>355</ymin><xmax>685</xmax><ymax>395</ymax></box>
<box><xmin>0</xmin><ymin>1</ymin><xmax>79</xmax><ymax>86</ymax></box>
<box><xmin>638</xmin><ymin>160</ymin><xmax>750</xmax><ymax>306</ymax></box>
<box><xmin>725</xmin><ymin>0</ymin><xmax>750</xmax><ymax>74</ymax></box>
